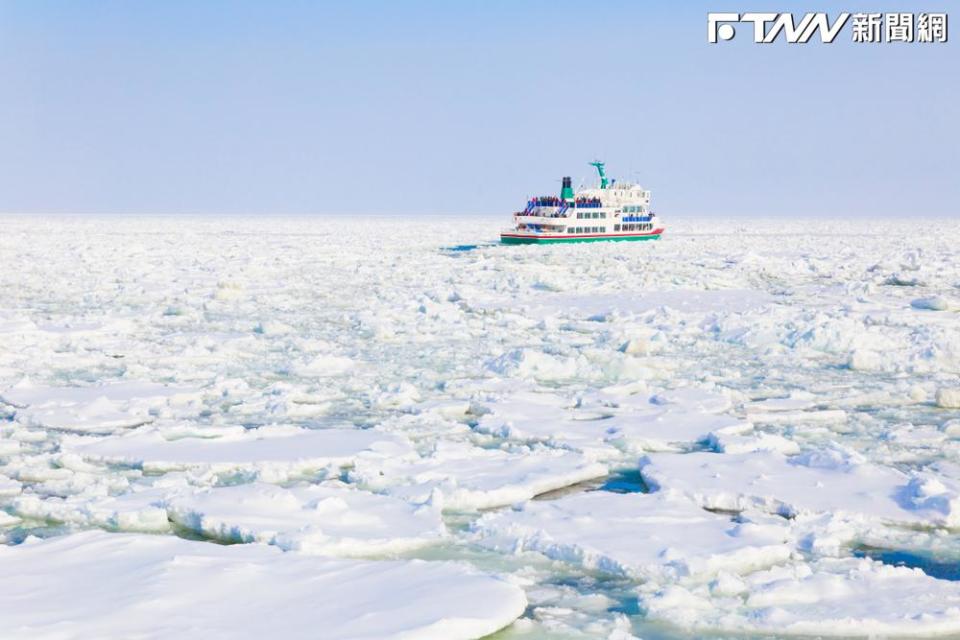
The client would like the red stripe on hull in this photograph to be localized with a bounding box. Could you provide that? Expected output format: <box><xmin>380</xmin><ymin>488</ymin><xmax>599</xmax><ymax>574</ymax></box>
<box><xmin>501</xmin><ymin>228</ymin><xmax>664</xmax><ymax>240</ymax></box>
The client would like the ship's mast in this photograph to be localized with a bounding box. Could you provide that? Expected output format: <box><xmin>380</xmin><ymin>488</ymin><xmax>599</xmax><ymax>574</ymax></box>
<box><xmin>589</xmin><ymin>161</ymin><xmax>608</xmax><ymax>189</ymax></box>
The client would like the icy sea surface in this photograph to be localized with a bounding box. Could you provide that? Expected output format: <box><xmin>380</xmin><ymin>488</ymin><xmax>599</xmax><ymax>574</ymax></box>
<box><xmin>3</xmin><ymin>215</ymin><xmax>960</xmax><ymax>639</ymax></box>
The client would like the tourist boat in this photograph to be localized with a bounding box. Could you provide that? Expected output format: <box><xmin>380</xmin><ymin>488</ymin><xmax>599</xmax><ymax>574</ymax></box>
<box><xmin>500</xmin><ymin>162</ymin><xmax>664</xmax><ymax>244</ymax></box>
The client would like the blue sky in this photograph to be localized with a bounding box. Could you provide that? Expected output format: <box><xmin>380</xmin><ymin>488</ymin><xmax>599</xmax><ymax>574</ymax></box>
<box><xmin>0</xmin><ymin>1</ymin><xmax>956</xmax><ymax>216</ymax></box>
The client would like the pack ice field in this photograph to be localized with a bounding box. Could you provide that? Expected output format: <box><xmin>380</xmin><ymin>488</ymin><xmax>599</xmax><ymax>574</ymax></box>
<box><xmin>2</xmin><ymin>215</ymin><xmax>960</xmax><ymax>639</ymax></box>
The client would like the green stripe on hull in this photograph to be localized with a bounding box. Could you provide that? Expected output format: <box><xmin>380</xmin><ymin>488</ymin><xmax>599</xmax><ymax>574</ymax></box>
<box><xmin>501</xmin><ymin>234</ymin><xmax>661</xmax><ymax>245</ymax></box>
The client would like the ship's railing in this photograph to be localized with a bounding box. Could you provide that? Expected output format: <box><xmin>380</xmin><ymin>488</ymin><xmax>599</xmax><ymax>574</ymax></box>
<box><xmin>522</xmin><ymin>197</ymin><xmax>601</xmax><ymax>212</ymax></box>
<box><xmin>515</xmin><ymin>206</ymin><xmax>569</xmax><ymax>218</ymax></box>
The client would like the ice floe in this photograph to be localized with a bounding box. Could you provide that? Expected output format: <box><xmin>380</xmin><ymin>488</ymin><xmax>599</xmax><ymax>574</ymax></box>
<box><xmin>11</xmin><ymin>487</ymin><xmax>171</xmax><ymax>532</ymax></box>
<box><xmin>474</xmin><ymin>491</ymin><xmax>793</xmax><ymax>581</ymax></box>
<box><xmin>937</xmin><ymin>387</ymin><xmax>960</xmax><ymax>409</ymax></box>
<box><xmin>168</xmin><ymin>481</ymin><xmax>447</xmax><ymax>555</ymax></box>
<box><xmin>0</xmin><ymin>380</ymin><xmax>203</xmax><ymax>433</ymax></box>
<box><xmin>641</xmin><ymin>557</ymin><xmax>960</xmax><ymax>636</ymax></box>
<box><xmin>351</xmin><ymin>441</ymin><xmax>607</xmax><ymax>511</ymax></box>
<box><xmin>641</xmin><ymin>449</ymin><xmax>960</xmax><ymax>528</ymax></box>
<box><xmin>475</xmin><ymin>387</ymin><xmax>750</xmax><ymax>456</ymax></box>
<box><xmin>0</xmin><ymin>531</ymin><xmax>527</xmax><ymax>639</ymax></box>
<box><xmin>65</xmin><ymin>425</ymin><xmax>415</xmax><ymax>481</ymax></box>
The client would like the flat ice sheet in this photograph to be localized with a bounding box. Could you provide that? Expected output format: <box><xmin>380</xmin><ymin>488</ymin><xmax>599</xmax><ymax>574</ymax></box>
<box><xmin>641</xmin><ymin>557</ymin><xmax>960</xmax><ymax>636</ymax></box>
<box><xmin>1</xmin><ymin>380</ymin><xmax>202</xmax><ymax>433</ymax></box>
<box><xmin>65</xmin><ymin>426</ymin><xmax>414</xmax><ymax>480</ymax></box>
<box><xmin>473</xmin><ymin>290</ymin><xmax>773</xmax><ymax>319</ymax></box>
<box><xmin>641</xmin><ymin>449</ymin><xmax>960</xmax><ymax>528</ymax></box>
<box><xmin>168</xmin><ymin>481</ymin><xmax>447</xmax><ymax>555</ymax></box>
<box><xmin>475</xmin><ymin>387</ymin><xmax>750</xmax><ymax>455</ymax></box>
<box><xmin>474</xmin><ymin>491</ymin><xmax>792</xmax><ymax>581</ymax></box>
<box><xmin>0</xmin><ymin>531</ymin><xmax>527</xmax><ymax>640</ymax></box>
<box><xmin>351</xmin><ymin>441</ymin><xmax>607</xmax><ymax>511</ymax></box>
<box><xmin>12</xmin><ymin>487</ymin><xmax>171</xmax><ymax>533</ymax></box>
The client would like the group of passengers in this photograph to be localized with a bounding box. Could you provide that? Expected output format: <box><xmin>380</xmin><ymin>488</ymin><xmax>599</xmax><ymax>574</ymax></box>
<box><xmin>574</xmin><ymin>197</ymin><xmax>602</xmax><ymax>208</ymax></box>
<box><xmin>528</xmin><ymin>196</ymin><xmax>563</xmax><ymax>208</ymax></box>
<box><xmin>517</xmin><ymin>196</ymin><xmax>568</xmax><ymax>217</ymax></box>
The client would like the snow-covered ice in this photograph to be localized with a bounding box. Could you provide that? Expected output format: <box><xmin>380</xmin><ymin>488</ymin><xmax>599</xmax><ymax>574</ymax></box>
<box><xmin>641</xmin><ymin>557</ymin><xmax>960</xmax><ymax>636</ymax></box>
<box><xmin>1</xmin><ymin>380</ymin><xmax>202</xmax><ymax>433</ymax></box>
<box><xmin>64</xmin><ymin>425</ymin><xmax>414</xmax><ymax>481</ymax></box>
<box><xmin>4</xmin><ymin>215</ymin><xmax>960</xmax><ymax>639</ymax></box>
<box><xmin>474</xmin><ymin>491</ymin><xmax>793</xmax><ymax>581</ymax></box>
<box><xmin>641</xmin><ymin>449</ymin><xmax>960</xmax><ymax>528</ymax></box>
<box><xmin>351</xmin><ymin>440</ymin><xmax>607</xmax><ymax>511</ymax></box>
<box><xmin>0</xmin><ymin>530</ymin><xmax>527</xmax><ymax>639</ymax></box>
<box><xmin>168</xmin><ymin>481</ymin><xmax>448</xmax><ymax>555</ymax></box>
<box><xmin>474</xmin><ymin>387</ymin><xmax>750</xmax><ymax>456</ymax></box>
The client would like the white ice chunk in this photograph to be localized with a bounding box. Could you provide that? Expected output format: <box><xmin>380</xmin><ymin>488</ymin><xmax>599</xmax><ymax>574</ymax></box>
<box><xmin>476</xmin><ymin>387</ymin><xmax>750</xmax><ymax>455</ymax></box>
<box><xmin>708</xmin><ymin>432</ymin><xmax>801</xmax><ymax>455</ymax></box>
<box><xmin>65</xmin><ymin>426</ymin><xmax>414</xmax><ymax>481</ymax></box>
<box><xmin>744</xmin><ymin>409</ymin><xmax>847</xmax><ymax>426</ymax></box>
<box><xmin>474</xmin><ymin>491</ymin><xmax>792</xmax><ymax>581</ymax></box>
<box><xmin>168</xmin><ymin>482</ymin><xmax>447</xmax><ymax>555</ymax></box>
<box><xmin>0</xmin><ymin>475</ymin><xmax>21</xmax><ymax>497</ymax></box>
<box><xmin>0</xmin><ymin>531</ymin><xmax>527</xmax><ymax>640</ymax></box>
<box><xmin>911</xmin><ymin>296</ymin><xmax>954</xmax><ymax>311</ymax></box>
<box><xmin>642</xmin><ymin>450</ymin><xmax>960</xmax><ymax>528</ymax></box>
<box><xmin>1</xmin><ymin>380</ymin><xmax>202</xmax><ymax>433</ymax></box>
<box><xmin>641</xmin><ymin>557</ymin><xmax>960</xmax><ymax>637</ymax></box>
<box><xmin>293</xmin><ymin>354</ymin><xmax>355</xmax><ymax>377</ymax></box>
<box><xmin>936</xmin><ymin>387</ymin><xmax>960</xmax><ymax>409</ymax></box>
<box><xmin>479</xmin><ymin>290</ymin><xmax>773</xmax><ymax>319</ymax></box>
<box><xmin>12</xmin><ymin>488</ymin><xmax>171</xmax><ymax>532</ymax></box>
<box><xmin>352</xmin><ymin>441</ymin><xmax>607</xmax><ymax>511</ymax></box>
<box><xmin>745</xmin><ymin>392</ymin><xmax>816</xmax><ymax>413</ymax></box>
